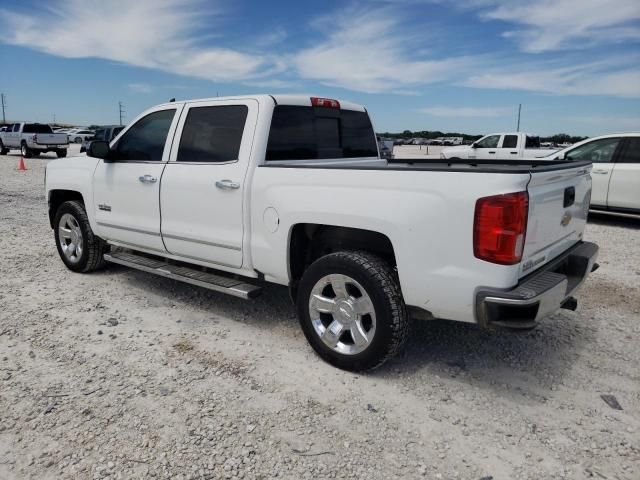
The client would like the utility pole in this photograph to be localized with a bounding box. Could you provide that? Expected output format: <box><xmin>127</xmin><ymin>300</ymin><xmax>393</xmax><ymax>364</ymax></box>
<box><xmin>1</xmin><ymin>93</ymin><xmax>6</xmax><ymax>124</ymax></box>
<box><xmin>118</xmin><ymin>101</ymin><xmax>125</xmax><ymax>126</ymax></box>
<box><xmin>516</xmin><ymin>104</ymin><xmax>522</xmax><ymax>132</ymax></box>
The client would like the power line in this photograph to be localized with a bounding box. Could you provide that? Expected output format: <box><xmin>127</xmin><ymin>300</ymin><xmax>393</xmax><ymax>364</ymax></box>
<box><xmin>1</xmin><ymin>94</ymin><xmax>6</xmax><ymax>124</ymax></box>
<box><xmin>118</xmin><ymin>101</ymin><xmax>126</xmax><ymax>126</ymax></box>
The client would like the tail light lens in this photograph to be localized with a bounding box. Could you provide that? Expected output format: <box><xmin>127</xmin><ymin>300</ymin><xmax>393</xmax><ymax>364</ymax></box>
<box><xmin>474</xmin><ymin>191</ymin><xmax>528</xmax><ymax>265</ymax></box>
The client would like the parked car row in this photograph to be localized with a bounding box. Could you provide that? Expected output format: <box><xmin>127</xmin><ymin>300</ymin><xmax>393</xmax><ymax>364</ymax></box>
<box><xmin>440</xmin><ymin>132</ymin><xmax>558</xmax><ymax>160</ymax></box>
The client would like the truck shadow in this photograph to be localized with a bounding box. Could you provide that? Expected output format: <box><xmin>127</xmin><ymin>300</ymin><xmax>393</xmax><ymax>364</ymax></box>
<box><xmin>588</xmin><ymin>211</ymin><xmax>640</xmax><ymax>229</ymax></box>
<box><xmin>115</xmin><ymin>265</ymin><xmax>594</xmax><ymax>397</ymax></box>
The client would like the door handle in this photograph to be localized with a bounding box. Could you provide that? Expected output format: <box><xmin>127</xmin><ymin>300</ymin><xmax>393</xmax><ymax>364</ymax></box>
<box><xmin>488</xmin><ymin>151</ymin><xmax>496</xmax><ymax>154</ymax></box>
<box><xmin>138</xmin><ymin>174</ymin><xmax>157</xmax><ymax>184</ymax></box>
<box><xmin>592</xmin><ymin>170</ymin><xmax>608</xmax><ymax>174</ymax></box>
<box><xmin>510</xmin><ymin>151</ymin><xmax>518</xmax><ymax>154</ymax></box>
<box><xmin>215</xmin><ymin>179</ymin><xmax>240</xmax><ymax>190</ymax></box>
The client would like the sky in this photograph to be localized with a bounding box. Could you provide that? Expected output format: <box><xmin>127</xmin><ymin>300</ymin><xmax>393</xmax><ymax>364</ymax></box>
<box><xmin>0</xmin><ymin>0</ymin><xmax>638</xmax><ymax>136</ymax></box>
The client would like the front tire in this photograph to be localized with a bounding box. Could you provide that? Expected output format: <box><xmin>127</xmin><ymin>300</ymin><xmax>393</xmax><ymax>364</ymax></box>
<box><xmin>54</xmin><ymin>200</ymin><xmax>109</xmax><ymax>273</ymax></box>
<box><xmin>297</xmin><ymin>251</ymin><xmax>409</xmax><ymax>371</ymax></box>
<box><xmin>0</xmin><ymin>140</ymin><xmax>8</xmax><ymax>155</ymax></box>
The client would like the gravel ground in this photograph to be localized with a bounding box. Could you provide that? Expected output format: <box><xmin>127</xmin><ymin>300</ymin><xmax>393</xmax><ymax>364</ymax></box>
<box><xmin>1</xmin><ymin>148</ymin><xmax>638</xmax><ymax>480</ymax></box>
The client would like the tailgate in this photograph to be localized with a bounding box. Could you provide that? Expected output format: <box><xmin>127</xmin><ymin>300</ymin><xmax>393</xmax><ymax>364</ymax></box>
<box><xmin>520</xmin><ymin>163</ymin><xmax>592</xmax><ymax>278</ymax></box>
<box><xmin>35</xmin><ymin>134</ymin><xmax>68</xmax><ymax>145</ymax></box>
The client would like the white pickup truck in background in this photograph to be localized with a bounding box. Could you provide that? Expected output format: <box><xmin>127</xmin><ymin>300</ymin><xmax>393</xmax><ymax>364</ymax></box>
<box><xmin>0</xmin><ymin>122</ymin><xmax>69</xmax><ymax>158</ymax></box>
<box><xmin>44</xmin><ymin>95</ymin><xmax>598</xmax><ymax>370</ymax></box>
<box><xmin>441</xmin><ymin>132</ymin><xmax>558</xmax><ymax>160</ymax></box>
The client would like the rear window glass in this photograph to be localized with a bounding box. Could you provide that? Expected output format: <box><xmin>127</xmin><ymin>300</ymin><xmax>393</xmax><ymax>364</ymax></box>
<box><xmin>177</xmin><ymin>105</ymin><xmax>248</xmax><ymax>163</ymax></box>
<box><xmin>525</xmin><ymin>136</ymin><xmax>541</xmax><ymax>148</ymax></box>
<box><xmin>24</xmin><ymin>124</ymin><xmax>53</xmax><ymax>134</ymax></box>
<box><xmin>502</xmin><ymin>135</ymin><xmax>518</xmax><ymax>148</ymax></box>
<box><xmin>266</xmin><ymin>106</ymin><xmax>377</xmax><ymax>161</ymax></box>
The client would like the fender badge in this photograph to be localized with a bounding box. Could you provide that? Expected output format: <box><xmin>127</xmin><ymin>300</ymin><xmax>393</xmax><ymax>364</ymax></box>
<box><xmin>560</xmin><ymin>211</ymin><xmax>572</xmax><ymax>227</ymax></box>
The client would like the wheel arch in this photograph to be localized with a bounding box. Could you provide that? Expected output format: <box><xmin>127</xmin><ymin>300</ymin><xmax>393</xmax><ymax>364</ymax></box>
<box><xmin>288</xmin><ymin>223</ymin><xmax>397</xmax><ymax>296</ymax></box>
<box><xmin>48</xmin><ymin>190</ymin><xmax>85</xmax><ymax>228</ymax></box>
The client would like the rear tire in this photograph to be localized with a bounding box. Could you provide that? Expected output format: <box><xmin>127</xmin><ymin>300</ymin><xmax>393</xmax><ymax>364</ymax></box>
<box><xmin>297</xmin><ymin>251</ymin><xmax>409</xmax><ymax>371</ymax></box>
<box><xmin>75</xmin><ymin>137</ymin><xmax>83</xmax><ymax>144</ymax></box>
<box><xmin>56</xmin><ymin>149</ymin><xmax>67</xmax><ymax>158</ymax></box>
<box><xmin>54</xmin><ymin>200</ymin><xmax>109</xmax><ymax>273</ymax></box>
<box><xmin>21</xmin><ymin>143</ymin><xmax>32</xmax><ymax>158</ymax></box>
<box><xmin>0</xmin><ymin>141</ymin><xmax>8</xmax><ymax>155</ymax></box>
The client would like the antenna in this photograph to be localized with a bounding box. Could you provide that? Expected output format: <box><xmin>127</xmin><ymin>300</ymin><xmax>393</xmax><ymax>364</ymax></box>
<box><xmin>516</xmin><ymin>104</ymin><xmax>522</xmax><ymax>132</ymax></box>
<box><xmin>118</xmin><ymin>101</ymin><xmax>126</xmax><ymax>126</ymax></box>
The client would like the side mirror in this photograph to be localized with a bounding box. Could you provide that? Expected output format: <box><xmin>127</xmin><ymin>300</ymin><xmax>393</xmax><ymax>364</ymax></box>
<box><xmin>471</xmin><ymin>143</ymin><xmax>478</xmax><ymax>148</ymax></box>
<box><xmin>87</xmin><ymin>140</ymin><xmax>111</xmax><ymax>161</ymax></box>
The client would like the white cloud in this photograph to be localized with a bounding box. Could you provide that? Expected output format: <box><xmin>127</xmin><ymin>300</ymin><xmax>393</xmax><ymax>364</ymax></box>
<box><xmin>462</xmin><ymin>60</ymin><xmax>640</xmax><ymax>98</ymax></box>
<box><xmin>465</xmin><ymin>0</ymin><xmax>640</xmax><ymax>52</ymax></box>
<box><xmin>127</xmin><ymin>83</ymin><xmax>153</xmax><ymax>94</ymax></box>
<box><xmin>293</xmin><ymin>7</ymin><xmax>475</xmax><ymax>93</ymax></box>
<box><xmin>0</xmin><ymin>0</ymin><xmax>280</xmax><ymax>82</ymax></box>
<box><xmin>420</xmin><ymin>106</ymin><xmax>512</xmax><ymax>117</ymax></box>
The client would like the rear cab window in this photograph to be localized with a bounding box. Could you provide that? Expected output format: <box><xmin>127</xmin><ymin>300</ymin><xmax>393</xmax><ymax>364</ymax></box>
<box><xmin>266</xmin><ymin>105</ymin><xmax>378</xmax><ymax>161</ymax></box>
<box><xmin>24</xmin><ymin>124</ymin><xmax>53</xmax><ymax>134</ymax></box>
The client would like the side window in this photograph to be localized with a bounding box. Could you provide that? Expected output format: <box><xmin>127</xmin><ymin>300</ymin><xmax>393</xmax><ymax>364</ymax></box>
<box><xmin>502</xmin><ymin>135</ymin><xmax>518</xmax><ymax>149</ymax></box>
<box><xmin>619</xmin><ymin>138</ymin><xmax>640</xmax><ymax>164</ymax></box>
<box><xmin>566</xmin><ymin>138</ymin><xmax>620</xmax><ymax>163</ymax></box>
<box><xmin>112</xmin><ymin>109</ymin><xmax>175</xmax><ymax>161</ymax></box>
<box><xmin>13</xmin><ymin>124</ymin><xmax>20</xmax><ymax>132</ymax></box>
<box><xmin>110</xmin><ymin>127</ymin><xmax>124</xmax><ymax>141</ymax></box>
<box><xmin>177</xmin><ymin>105</ymin><xmax>248</xmax><ymax>163</ymax></box>
<box><xmin>475</xmin><ymin>135</ymin><xmax>500</xmax><ymax>148</ymax></box>
<box><xmin>525</xmin><ymin>136</ymin><xmax>541</xmax><ymax>148</ymax></box>
<box><xmin>93</xmin><ymin>129</ymin><xmax>105</xmax><ymax>140</ymax></box>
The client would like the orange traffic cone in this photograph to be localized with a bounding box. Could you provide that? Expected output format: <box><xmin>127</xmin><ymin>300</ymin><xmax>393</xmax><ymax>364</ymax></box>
<box><xmin>17</xmin><ymin>156</ymin><xmax>27</xmax><ymax>171</ymax></box>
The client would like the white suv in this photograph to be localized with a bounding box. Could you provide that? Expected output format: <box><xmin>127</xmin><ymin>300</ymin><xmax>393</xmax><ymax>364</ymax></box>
<box><xmin>548</xmin><ymin>133</ymin><xmax>640</xmax><ymax>214</ymax></box>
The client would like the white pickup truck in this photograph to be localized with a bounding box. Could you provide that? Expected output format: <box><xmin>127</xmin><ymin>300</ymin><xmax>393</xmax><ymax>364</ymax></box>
<box><xmin>0</xmin><ymin>122</ymin><xmax>69</xmax><ymax>158</ymax></box>
<box><xmin>441</xmin><ymin>132</ymin><xmax>557</xmax><ymax>160</ymax></box>
<box><xmin>45</xmin><ymin>95</ymin><xmax>598</xmax><ymax>370</ymax></box>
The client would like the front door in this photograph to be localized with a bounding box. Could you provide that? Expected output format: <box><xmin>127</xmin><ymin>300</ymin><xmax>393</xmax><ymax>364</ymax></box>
<box><xmin>564</xmin><ymin>137</ymin><xmax>622</xmax><ymax>207</ymax></box>
<box><xmin>471</xmin><ymin>134</ymin><xmax>501</xmax><ymax>159</ymax></box>
<box><xmin>497</xmin><ymin>134</ymin><xmax>520</xmax><ymax>158</ymax></box>
<box><xmin>160</xmin><ymin>99</ymin><xmax>258</xmax><ymax>268</ymax></box>
<box><xmin>93</xmin><ymin>106</ymin><xmax>181</xmax><ymax>252</ymax></box>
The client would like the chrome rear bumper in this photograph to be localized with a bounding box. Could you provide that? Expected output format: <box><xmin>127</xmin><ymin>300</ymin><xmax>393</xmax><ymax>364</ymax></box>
<box><xmin>476</xmin><ymin>241</ymin><xmax>599</xmax><ymax>329</ymax></box>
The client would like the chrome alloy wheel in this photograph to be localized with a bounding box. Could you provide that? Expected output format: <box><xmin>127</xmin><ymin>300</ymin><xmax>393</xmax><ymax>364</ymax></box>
<box><xmin>309</xmin><ymin>274</ymin><xmax>376</xmax><ymax>355</ymax></box>
<box><xmin>58</xmin><ymin>213</ymin><xmax>83</xmax><ymax>263</ymax></box>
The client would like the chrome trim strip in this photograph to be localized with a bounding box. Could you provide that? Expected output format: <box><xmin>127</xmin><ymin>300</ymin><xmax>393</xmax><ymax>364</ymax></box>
<box><xmin>163</xmin><ymin>250</ymin><xmax>239</xmax><ymax>269</ymax></box>
<box><xmin>97</xmin><ymin>222</ymin><xmax>160</xmax><ymax>237</ymax></box>
<box><xmin>162</xmin><ymin>233</ymin><xmax>241</xmax><ymax>251</ymax></box>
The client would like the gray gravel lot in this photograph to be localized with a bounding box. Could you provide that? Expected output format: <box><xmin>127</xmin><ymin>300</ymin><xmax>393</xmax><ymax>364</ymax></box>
<box><xmin>0</xmin><ymin>148</ymin><xmax>638</xmax><ymax>479</ymax></box>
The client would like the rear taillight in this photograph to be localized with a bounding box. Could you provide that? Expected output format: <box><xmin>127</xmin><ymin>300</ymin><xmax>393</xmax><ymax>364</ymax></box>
<box><xmin>311</xmin><ymin>97</ymin><xmax>340</xmax><ymax>108</ymax></box>
<box><xmin>474</xmin><ymin>191</ymin><xmax>528</xmax><ymax>265</ymax></box>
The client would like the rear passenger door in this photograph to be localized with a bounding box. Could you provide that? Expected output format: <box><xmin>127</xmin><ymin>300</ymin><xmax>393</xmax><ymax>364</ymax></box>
<box><xmin>160</xmin><ymin>99</ymin><xmax>258</xmax><ymax>268</ymax></box>
<box><xmin>607</xmin><ymin>137</ymin><xmax>640</xmax><ymax>211</ymax></box>
<box><xmin>497</xmin><ymin>134</ymin><xmax>520</xmax><ymax>158</ymax></box>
